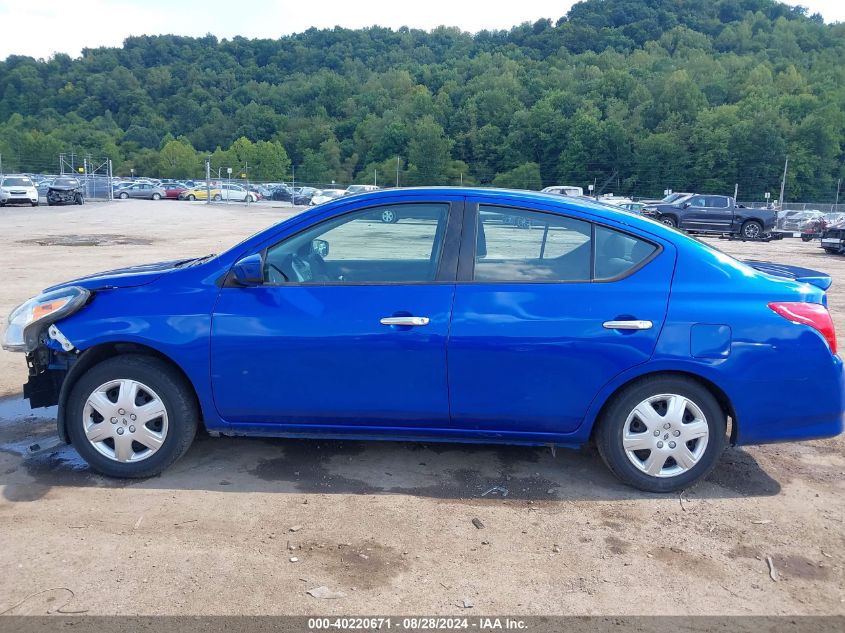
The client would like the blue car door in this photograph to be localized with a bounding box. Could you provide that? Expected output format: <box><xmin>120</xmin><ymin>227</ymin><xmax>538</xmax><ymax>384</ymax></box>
<box><xmin>446</xmin><ymin>199</ymin><xmax>675</xmax><ymax>436</ymax></box>
<box><xmin>210</xmin><ymin>198</ymin><xmax>462</xmax><ymax>429</ymax></box>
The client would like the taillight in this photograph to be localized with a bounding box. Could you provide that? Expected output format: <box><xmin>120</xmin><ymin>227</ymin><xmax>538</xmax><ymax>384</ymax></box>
<box><xmin>769</xmin><ymin>301</ymin><xmax>837</xmax><ymax>354</ymax></box>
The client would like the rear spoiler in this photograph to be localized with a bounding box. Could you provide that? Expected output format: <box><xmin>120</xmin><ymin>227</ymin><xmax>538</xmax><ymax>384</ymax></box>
<box><xmin>744</xmin><ymin>260</ymin><xmax>832</xmax><ymax>291</ymax></box>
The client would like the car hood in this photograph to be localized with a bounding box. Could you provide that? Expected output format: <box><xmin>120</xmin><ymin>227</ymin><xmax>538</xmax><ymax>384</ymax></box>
<box><xmin>744</xmin><ymin>260</ymin><xmax>832</xmax><ymax>291</ymax></box>
<box><xmin>42</xmin><ymin>259</ymin><xmax>192</xmax><ymax>292</ymax></box>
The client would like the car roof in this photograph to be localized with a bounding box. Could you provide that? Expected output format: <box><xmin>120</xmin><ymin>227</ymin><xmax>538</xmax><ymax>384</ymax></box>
<box><xmin>331</xmin><ymin>186</ymin><xmax>676</xmax><ymax>235</ymax></box>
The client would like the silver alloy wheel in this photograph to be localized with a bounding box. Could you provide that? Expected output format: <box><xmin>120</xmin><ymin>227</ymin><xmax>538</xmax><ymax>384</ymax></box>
<box><xmin>82</xmin><ymin>379</ymin><xmax>169</xmax><ymax>463</ymax></box>
<box><xmin>621</xmin><ymin>393</ymin><xmax>709</xmax><ymax>478</ymax></box>
<box><xmin>660</xmin><ymin>216</ymin><xmax>676</xmax><ymax>227</ymax></box>
<box><xmin>743</xmin><ymin>222</ymin><xmax>761</xmax><ymax>239</ymax></box>
<box><xmin>381</xmin><ymin>209</ymin><xmax>396</xmax><ymax>223</ymax></box>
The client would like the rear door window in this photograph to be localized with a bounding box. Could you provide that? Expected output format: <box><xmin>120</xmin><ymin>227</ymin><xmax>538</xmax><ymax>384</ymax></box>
<box><xmin>474</xmin><ymin>206</ymin><xmax>591</xmax><ymax>282</ymax></box>
<box><xmin>472</xmin><ymin>206</ymin><xmax>658</xmax><ymax>283</ymax></box>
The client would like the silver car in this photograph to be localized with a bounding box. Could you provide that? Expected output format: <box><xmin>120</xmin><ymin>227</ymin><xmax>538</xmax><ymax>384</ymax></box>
<box><xmin>116</xmin><ymin>183</ymin><xmax>165</xmax><ymax>200</ymax></box>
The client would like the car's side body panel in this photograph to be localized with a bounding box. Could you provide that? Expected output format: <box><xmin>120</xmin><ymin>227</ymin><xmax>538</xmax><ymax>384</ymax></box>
<box><xmin>22</xmin><ymin>187</ymin><xmax>842</xmax><ymax>453</ymax></box>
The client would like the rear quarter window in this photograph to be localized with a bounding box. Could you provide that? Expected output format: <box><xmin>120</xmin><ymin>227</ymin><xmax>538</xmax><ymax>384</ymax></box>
<box><xmin>594</xmin><ymin>225</ymin><xmax>657</xmax><ymax>280</ymax></box>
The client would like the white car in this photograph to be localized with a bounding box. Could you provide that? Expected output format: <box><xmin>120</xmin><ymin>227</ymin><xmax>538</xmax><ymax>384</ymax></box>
<box><xmin>0</xmin><ymin>175</ymin><xmax>39</xmax><ymax>207</ymax></box>
<box><xmin>344</xmin><ymin>184</ymin><xmax>380</xmax><ymax>196</ymax></box>
<box><xmin>214</xmin><ymin>183</ymin><xmax>257</xmax><ymax>202</ymax></box>
<box><xmin>310</xmin><ymin>189</ymin><xmax>347</xmax><ymax>205</ymax></box>
<box><xmin>541</xmin><ymin>185</ymin><xmax>584</xmax><ymax>197</ymax></box>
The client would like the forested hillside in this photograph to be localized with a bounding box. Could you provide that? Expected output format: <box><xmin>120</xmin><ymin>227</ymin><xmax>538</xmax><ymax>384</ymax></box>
<box><xmin>0</xmin><ymin>0</ymin><xmax>843</xmax><ymax>199</ymax></box>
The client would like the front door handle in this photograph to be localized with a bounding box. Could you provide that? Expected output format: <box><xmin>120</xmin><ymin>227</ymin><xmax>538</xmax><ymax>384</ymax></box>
<box><xmin>380</xmin><ymin>316</ymin><xmax>430</xmax><ymax>327</ymax></box>
<box><xmin>603</xmin><ymin>319</ymin><xmax>653</xmax><ymax>330</ymax></box>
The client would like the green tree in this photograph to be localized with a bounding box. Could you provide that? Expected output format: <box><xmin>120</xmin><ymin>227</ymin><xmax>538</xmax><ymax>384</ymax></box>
<box><xmin>492</xmin><ymin>162</ymin><xmax>543</xmax><ymax>190</ymax></box>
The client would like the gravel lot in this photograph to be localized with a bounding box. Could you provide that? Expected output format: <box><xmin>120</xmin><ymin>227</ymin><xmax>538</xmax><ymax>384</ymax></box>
<box><xmin>0</xmin><ymin>199</ymin><xmax>843</xmax><ymax>616</ymax></box>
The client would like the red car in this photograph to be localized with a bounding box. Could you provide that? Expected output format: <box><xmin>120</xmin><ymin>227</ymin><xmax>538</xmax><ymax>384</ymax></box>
<box><xmin>162</xmin><ymin>184</ymin><xmax>187</xmax><ymax>199</ymax></box>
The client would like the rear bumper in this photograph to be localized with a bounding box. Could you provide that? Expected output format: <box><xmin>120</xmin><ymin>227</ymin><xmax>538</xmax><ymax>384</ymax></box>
<box><xmin>732</xmin><ymin>355</ymin><xmax>845</xmax><ymax>445</ymax></box>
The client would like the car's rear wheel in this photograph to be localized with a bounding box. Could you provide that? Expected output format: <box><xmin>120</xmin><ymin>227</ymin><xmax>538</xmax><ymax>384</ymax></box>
<box><xmin>823</xmin><ymin>247</ymin><xmax>840</xmax><ymax>254</ymax></box>
<box><xmin>66</xmin><ymin>355</ymin><xmax>198</xmax><ymax>478</ymax></box>
<box><xmin>152</xmin><ymin>193</ymin><xmax>161</xmax><ymax>200</ymax></box>
<box><xmin>595</xmin><ymin>376</ymin><xmax>726</xmax><ymax>492</ymax></box>
<box><xmin>741</xmin><ymin>220</ymin><xmax>763</xmax><ymax>240</ymax></box>
<box><xmin>380</xmin><ymin>209</ymin><xmax>399</xmax><ymax>223</ymax></box>
<box><xmin>119</xmin><ymin>192</ymin><xmax>128</xmax><ymax>199</ymax></box>
<box><xmin>801</xmin><ymin>234</ymin><xmax>813</xmax><ymax>242</ymax></box>
<box><xmin>659</xmin><ymin>215</ymin><xmax>677</xmax><ymax>228</ymax></box>
<box><xmin>246</xmin><ymin>194</ymin><xmax>254</xmax><ymax>202</ymax></box>
<box><xmin>213</xmin><ymin>194</ymin><xmax>222</xmax><ymax>202</ymax></box>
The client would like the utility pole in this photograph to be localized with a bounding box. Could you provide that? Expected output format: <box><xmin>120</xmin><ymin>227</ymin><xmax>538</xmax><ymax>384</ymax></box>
<box><xmin>836</xmin><ymin>178</ymin><xmax>841</xmax><ymax>209</ymax></box>
<box><xmin>0</xmin><ymin>152</ymin><xmax>3</xmax><ymax>176</ymax></box>
<box><xmin>733</xmin><ymin>183</ymin><xmax>738</xmax><ymax>201</ymax></box>
<box><xmin>205</xmin><ymin>158</ymin><xmax>211</xmax><ymax>204</ymax></box>
<box><xmin>374</xmin><ymin>169</ymin><xmax>377</xmax><ymax>187</ymax></box>
<box><xmin>244</xmin><ymin>162</ymin><xmax>250</xmax><ymax>206</ymax></box>
<box><xmin>396</xmin><ymin>157</ymin><xmax>400</xmax><ymax>188</ymax></box>
<box><xmin>778</xmin><ymin>156</ymin><xmax>789</xmax><ymax>211</ymax></box>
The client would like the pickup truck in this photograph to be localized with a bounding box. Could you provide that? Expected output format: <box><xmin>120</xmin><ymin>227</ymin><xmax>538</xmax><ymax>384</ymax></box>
<box><xmin>642</xmin><ymin>194</ymin><xmax>777</xmax><ymax>239</ymax></box>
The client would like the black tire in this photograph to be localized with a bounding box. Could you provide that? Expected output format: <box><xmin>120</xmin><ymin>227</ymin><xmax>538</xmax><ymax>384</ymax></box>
<box><xmin>823</xmin><ymin>247</ymin><xmax>840</xmax><ymax>254</ymax></box>
<box><xmin>76</xmin><ymin>195</ymin><xmax>84</xmax><ymax>205</ymax></box>
<box><xmin>66</xmin><ymin>355</ymin><xmax>199</xmax><ymax>478</ymax></box>
<box><xmin>801</xmin><ymin>234</ymin><xmax>813</xmax><ymax>242</ymax></box>
<box><xmin>740</xmin><ymin>220</ymin><xmax>763</xmax><ymax>240</ymax></box>
<box><xmin>595</xmin><ymin>375</ymin><xmax>726</xmax><ymax>493</ymax></box>
<box><xmin>152</xmin><ymin>193</ymin><xmax>161</xmax><ymax>200</ymax></box>
<box><xmin>659</xmin><ymin>215</ymin><xmax>677</xmax><ymax>228</ymax></box>
<box><xmin>119</xmin><ymin>192</ymin><xmax>128</xmax><ymax>199</ymax></box>
<box><xmin>31</xmin><ymin>201</ymin><xmax>38</xmax><ymax>207</ymax></box>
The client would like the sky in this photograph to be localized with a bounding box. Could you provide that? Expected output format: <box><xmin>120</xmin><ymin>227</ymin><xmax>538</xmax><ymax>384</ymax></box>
<box><xmin>0</xmin><ymin>0</ymin><xmax>842</xmax><ymax>61</ymax></box>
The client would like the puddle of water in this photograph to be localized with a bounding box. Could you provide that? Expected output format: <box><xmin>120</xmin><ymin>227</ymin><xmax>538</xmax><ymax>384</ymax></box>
<box><xmin>18</xmin><ymin>234</ymin><xmax>153</xmax><ymax>247</ymax></box>
<box><xmin>0</xmin><ymin>395</ymin><xmax>56</xmax><ymax>423</ymax></box>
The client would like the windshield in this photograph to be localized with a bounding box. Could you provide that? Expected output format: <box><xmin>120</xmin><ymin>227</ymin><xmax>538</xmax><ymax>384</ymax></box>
<box><xmin>662</xmin><ymin>193</ymin><xmax>690</xmax><ymax>204</ymax></box>
<box><xmin>53</xmin><ymin>178</ymin><xmax>79</xmax><ymax>187</ymax></box>
<box><xmin>2</xmin><ymin>177</ymin><xmax>33</xmax><ymax>187</ymax></box>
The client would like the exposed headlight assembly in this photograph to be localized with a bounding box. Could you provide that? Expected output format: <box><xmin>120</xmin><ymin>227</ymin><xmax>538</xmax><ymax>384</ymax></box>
<box><xmin>2</xmin><ymin>286</ymin><xmax>90</xmax><ymax>353</ymax></box>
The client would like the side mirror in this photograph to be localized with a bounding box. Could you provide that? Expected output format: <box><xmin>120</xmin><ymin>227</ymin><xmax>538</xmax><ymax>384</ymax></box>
<box><xmin>683</xmin><ymin>202</ymin><xmax>691</xmax><ymax>209</ymax></box>
<box><xmin>311</xmin><ymin>239</ymin><xmax>329</xmax><ymax>257</ymax></box>
<box><xmin>232</xmin><ymin>253</ymin><xmax>264</xmax><ymax>286</ymax></box>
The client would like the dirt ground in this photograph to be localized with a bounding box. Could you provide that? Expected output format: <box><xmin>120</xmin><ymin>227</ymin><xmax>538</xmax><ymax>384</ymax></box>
<box><xmin>0</xmin><ymin>199</ymin><xmax>843</xmax><ymax>616</ymax></box>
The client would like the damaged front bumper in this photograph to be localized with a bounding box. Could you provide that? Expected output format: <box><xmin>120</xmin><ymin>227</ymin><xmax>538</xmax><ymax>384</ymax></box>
<box><xmin>22</xmin><ymin>325</ymin><xmax>78</xmax><ymax>409</ymax></box>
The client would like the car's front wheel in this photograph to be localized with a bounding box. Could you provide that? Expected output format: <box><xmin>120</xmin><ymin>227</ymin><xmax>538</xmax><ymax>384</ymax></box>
<box><xmin>213</xmin><ymin>194</ymin><xmax>222</xmax><ymax>202</ymax></box>
<box><xmin>187</xmin><ymin>194</ymin><xmax>196</xmax><ymax>201</ymax></box>
<box><xmin>595</xmin><ymin>376</ymin><xmax>726</xmax><ymax>492</ymax></box>
<box><xmin>659</xmin><ymin>215</ymin><xmax>677</xmax><ymax>228</ymax></box>
<box><xmin>66</xmin><ymin>355</ymin><xmax>198</xmax><ymax>478</ymax></box>
<box><xmin>741</xmin><ymin>220</ymin><xmax>763</xmax><ymax>240</ymax></box>
<box><xmin>152</xmin><ymin>193</ymin><xmax>161</xmax><ymax>200</ymax></box>
<box><xmin>380</xmin><ymin>209</ymin><xmax>399</xmax><ymax>223</ymax></box>
<box><xmin>119</xmin><ymin>192</ymin><xmax>128</xmax><ymax>199</ymax></box>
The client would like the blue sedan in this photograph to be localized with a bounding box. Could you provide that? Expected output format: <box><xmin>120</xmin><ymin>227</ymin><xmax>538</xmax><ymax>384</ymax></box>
<box><xmin>3</xmin><ymin>188</ymin><xmax>843</xmax><ymax>492</ymax></box>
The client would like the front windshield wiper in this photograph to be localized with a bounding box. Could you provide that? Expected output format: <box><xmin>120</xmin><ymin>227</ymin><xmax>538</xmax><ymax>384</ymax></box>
<box><xmin>176</xmin><ymin>254</ymin><xmax>216</xmax><ymax>268</ymax></box>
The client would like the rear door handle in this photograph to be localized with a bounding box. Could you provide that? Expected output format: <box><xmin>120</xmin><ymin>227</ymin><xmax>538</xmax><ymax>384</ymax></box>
<box><xmin>380</xmin><ymin>316</ymin><xmax>430</xmax><ymax>326</ymax></box>
<box><xmin>603</xmin><ymin>320</ymin><xmax>653</xmax><ymax>330</ymax></box>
